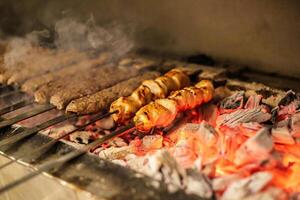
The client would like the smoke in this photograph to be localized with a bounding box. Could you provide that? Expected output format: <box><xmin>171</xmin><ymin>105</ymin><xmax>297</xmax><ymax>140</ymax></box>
<box><xmin>54</xmin><ymin>17</ymin><xmax>135</xmax><ymax>57</ymax></box>
<box><xmin>3</xmin><ymin>30</ymin><xmax>51</xmax><ymax>69</ymax></box>
<box><xmin>3</xmin><ymin>17</ymin><xmax>135</xmax><ymax>70</ymax></box>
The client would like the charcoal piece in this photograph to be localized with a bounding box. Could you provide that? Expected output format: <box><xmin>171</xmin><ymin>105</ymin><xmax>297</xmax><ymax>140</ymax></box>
<box><xmin>234</xmin><ymin>128</ymin><xmax>273</xmax><ymax>165</ymax></box>
<box><xmin>220</xmin><ymin>91</ymin><xmax>245</xmax><ymax>110</ymax></box>
<box><xmin>278</xmin><ymin>90</ymin><xmax>298</xmax><ymax>106</ymax></box>
<box><xmin>217</xmin><ymin>108</ymin><xmax>272</xmax><ymax>127</ymax></box>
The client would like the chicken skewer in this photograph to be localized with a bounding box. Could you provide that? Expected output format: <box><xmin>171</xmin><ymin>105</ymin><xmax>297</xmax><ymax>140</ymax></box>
<box><xmin>109</xmin><ymin>68</ymin><xmax>190</xmax><ymax>124</ymax></box>
<box><xmin>133</xmin><ymin>80</ymin><xmax>214</xmax><ymax>132</ymax></box>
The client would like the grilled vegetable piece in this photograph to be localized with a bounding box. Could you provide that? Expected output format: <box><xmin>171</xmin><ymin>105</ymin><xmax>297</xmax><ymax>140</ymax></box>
<box><xmin>110</xmin><ymin>68</ymin><xmax>190</xmax><ymax>124</ymax></box>
<box><xmin>66</xmin><ymin>71</ymin><xmax>160</xmax><ymax>114</ymax></box>
<box><xmin>134</xmin><ymin>80</ymin><xmax>214</xmax><ymax>132</ymax></box>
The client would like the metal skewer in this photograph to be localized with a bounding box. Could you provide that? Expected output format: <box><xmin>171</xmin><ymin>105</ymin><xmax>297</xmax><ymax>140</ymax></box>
<box><xmin>0</xmin><ymin>122</ymin><xmax>134</xmax><ymax>195</ymax></box>
<box><xmin>0</xmin><ymin>111</ymin><xmax>115</xmax><ymax>170</ymax></box>
<box><xmin>0</xmin><ymin>90</ymin><xmax>22</xmax><ymax>99</ymax></box>
<box><xmin>0</xmin><ymin>104</ymin><xmax>55</xmax><ymax>129</ymax></box>
<box><xmin>0</xmin><ymin>114</ymin><xmax>76</xmax><ymax>148</ymax></box>
<box><xmin>0</xmin><ymin>100</ymin><xmax>33</xmax><ymax>116</ymax></box>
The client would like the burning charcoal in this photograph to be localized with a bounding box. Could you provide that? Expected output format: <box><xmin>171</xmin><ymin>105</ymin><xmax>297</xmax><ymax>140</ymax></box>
<box><xmin>221</xmin><ymin>172</ymin><xmax>273</xmax><ymax>200</ymax></box>
<box><xmin>172</xmin><ymin>139</ymin><xmax>198</xmax><ymax>169</ymax></box>
<box><xmin>171</xmin><ymin>122</ymin><xmax>218</xmax><ymax>167</ymax></box>
<box><xmin>180</xmin><ymin>122</ymin><xmax>218</xmax><ymax>147</ymax></box>
<box><xmin>98</xmin><ymin>146</ymin><xmax>134</xmax><ymax>160</ymax></box>
<box><xmin>141</xmin><ymin>134</ymin><xmax>163</xmax><ymax>151</ymax></box>
<box><xmin>278</xmin><ymin>100</ymin><xmax>300</xmax><ymax>118</ymax></box>
<box><xmin>291</xmin><ymin>112</ymin><xmax>300</xmax><ymax>137</ymax></box>
<box><xmin>217</xmin><ymin>108</ymin><xmax>271</xmax><ymax>128</ymax></box>
<box><xmin>185</xmin><ymin>169</ymin><xmax>213</xmax><ymax>199</ymax></box>
<box><xmin>244</xmin><ymin>94</ymin><xmax>262</xmax><ymax>109</ymax></box>
<box><xmin>239</xmin><ymin>122</ymin><xmax>264</xmax><ymax>137</ymax></box>
<box><xmin>278</xmin><ymin>90</ymin><xmax>298</xmax><ymax>106</ymax></box>
<box><xmin>272</xmin><ymin>126</ymin><xmax>295</xmax><ymax>145</ymax></box>
<box><xmin>234</xmin><ymin>128</ymin><xmax>273</xmax><ymax>165</ymax></box>
<box><xmin>144</xmin><ymin>149</ymin><xmax>187</xmax><ymax>193</ymax></box>
<box><xmin>212</xmin><ymin>174</ymin><xmax>241</xmax><ymax>192</ymax></box>
<box><xmin>220</xmin><ymin>91</ymin><xmax>245</xmax><ymax>112</ymax></box>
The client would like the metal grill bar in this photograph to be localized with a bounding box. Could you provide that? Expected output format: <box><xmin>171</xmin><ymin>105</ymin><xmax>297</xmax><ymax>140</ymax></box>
<box><xmin>0</xmin><ymin>104</ymin><xmax>55</xmax><ymax>129</ymax></box>
<box><xmin>0</xmin><ymin>90</ymin><xmax>22</xmax><ymax>98</ymax></box>
<box><xmin>0</xmin><ymin>122</ymin><xmax>134</xmax><ymax>194</ymax></box>
<box><xmin>0</xmin><ymin>100</ymin><xmax>32</xmax><ymax>116</ymax></box>
<box><xmin>0</xmin><ymin>112</ymin><xmax>114</xmax><ymax>170</ymax></box>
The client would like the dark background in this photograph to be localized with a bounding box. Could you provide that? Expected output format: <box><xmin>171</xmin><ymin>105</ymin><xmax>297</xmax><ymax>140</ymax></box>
<box><xmin>0</xmin><ymin>0</ymin><xmax>299</xmax><ymax>77</ymax></box>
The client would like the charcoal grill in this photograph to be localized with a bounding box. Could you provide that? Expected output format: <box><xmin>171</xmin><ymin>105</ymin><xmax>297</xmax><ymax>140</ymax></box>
<box><xmin>0</xmin><ymin>1</ymin><xmax>300</xmax><ymax>200</ymax></box>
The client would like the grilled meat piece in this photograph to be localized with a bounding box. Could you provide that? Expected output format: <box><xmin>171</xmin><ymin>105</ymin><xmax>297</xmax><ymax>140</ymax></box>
<box><xmin>134</xmin><ymin>80</ymin><xmax>214</xmax><ymax>132</ymax></box>
<box><xmin>7</xmin><ymin>50</ymin><xmax>88</xmax><ymax>86</ymax></box>
<box><xmin>21</xmin><ymin>53</ymin><xmax>110</xmax><ymax>94</ymax></box>
<box><xmin>110</xmin><ymin>68</ymin><xmax>190</xmax><ymax>124</ymax></box>
<box><xmin>66</xmin><ymin>71</ymin><xmax>160</xmax><ymax>114</ymax></box>
<box><xmin>47</xmin><ymin>66</ymin><xmax>139</xmax><ymax>109</ymax></box>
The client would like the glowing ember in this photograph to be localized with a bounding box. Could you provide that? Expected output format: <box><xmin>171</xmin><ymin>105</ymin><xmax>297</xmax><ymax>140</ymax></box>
<box><xmin>50</xmin><ymin>90</ymin><xmax>300</xmax><ymax>199</ymax></box>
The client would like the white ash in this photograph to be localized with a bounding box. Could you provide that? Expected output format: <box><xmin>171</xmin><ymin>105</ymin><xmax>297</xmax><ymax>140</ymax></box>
<box><xmin>185</xmin><ymin>169</ymin><xmax>213</xmax><ymax>199</ymax></box>
<box><xmin>144</xmin><ymin>149</ymin><xmax>187</xmax><ymax>193</ymax></box>
<box><xmin>98</xmin><ymin>146</ymin><xmax>135</xmax><ymax>160</ymax></box>
<box><xmin>242</xmin><ymin>187</ymin><xmax>286</xmax><ymax>200</ymax></box>
<box><xmin>69</xmin><ymin>131</ymin><xmax>94</xmax><ymax>144</ymax></box>
<box><xmin>212</xmin><ymin>174</ymin><xmax>241</xmax><ymax>192</ymax></box>
<box><xmin>234</xmin><ymin>128</ymin><xmax>273</xmax><ymax>165</ymax></box>
<box><xmin>128</xmin><ymin>150</ymin><xmax>213</xmax><ymax>199</ymax></box>
<box><xmin>221</xmin><ymin>172</ymin><xmax>273</xmax><ymax>200</ymax></box>
<box><xmin>108</xmin><ymin>137</ymin><xmax>127</xmax><ymax>147</ymax></box>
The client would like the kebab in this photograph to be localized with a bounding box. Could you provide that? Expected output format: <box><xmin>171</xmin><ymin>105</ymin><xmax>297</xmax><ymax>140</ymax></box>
<box><xmin>133</xmin><ymin>79</ymin><xmax>214</xmax><ymax>132</ymax></box>
<box><xmin>66</xmin><ymin>71</ymin><xmax>160</xmax><ymax>114</ymax></box>
<box><xmin>109</xmin><ymin>68</ymin><xmax>191</xmax><ymax>124</ymax></box>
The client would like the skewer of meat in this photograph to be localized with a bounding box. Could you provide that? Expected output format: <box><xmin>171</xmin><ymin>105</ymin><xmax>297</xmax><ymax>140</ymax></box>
<box><xmin>34</xmin><ymin>64</ymin><xmax>139</xmax><ymax>108</ymax></box>
<box><xmin>109</xmin><ymin>68</ymin><xmax>191</xmax><ymax>124</ymax></box>
<box><xmin>7</xmin><ymin>49</ymin><xmax>88</xmax><ymax>86</ymax></box>
<box><xmin>21</xmin><ymin>53</ymin><xmax>110</xmax><ymax>94</ymax></box>
<box><xmin>133</xmin><ymin>80</ymin><xmax>214</xmax><ymax>132</ymax></box>
<box><xmin>66</xmin><ymin>71</ymin><xmax>160</xmax><ymax>114</ymax></box>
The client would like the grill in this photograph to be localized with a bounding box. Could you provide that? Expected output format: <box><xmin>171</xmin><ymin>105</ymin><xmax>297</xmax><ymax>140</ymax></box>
<box><xmin>0</xmin><ymin>1</ymin><xmax>300</xmax><ymax>200</ymax></box>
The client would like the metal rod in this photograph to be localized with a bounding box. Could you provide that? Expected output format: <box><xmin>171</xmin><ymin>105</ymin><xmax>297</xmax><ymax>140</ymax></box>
<box><xmin>0</xmin><ymin>90</ymin><xmax>22</xmax><ymax>99</ymax></box>
<box><xmin>0</xmin><ymin>122</ymin><xmax>134</xmax><ymax>194</ymax></box>
<box><xmin>0</xmin><ymin>86</ymin><xmax>13</xmax><ymax>93</ymax></box>
<box><xmin>0</xmin><ymin>100</ymin><xmax>33</xmax><ymax>116</ymax></box>
<box><xmin>0</xmin><ymin>111</ymin><xmax>114</xmax><ymax>170</ymax></box>
<box><xmin>0</xmin><ymin>114</ymin><xmax>76</xmax><ymax>148</ymax></box>
<box><xmin>0</xmin><ymin>104</ymin><xmax>55</xmax><ymax>129</ymax></box>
